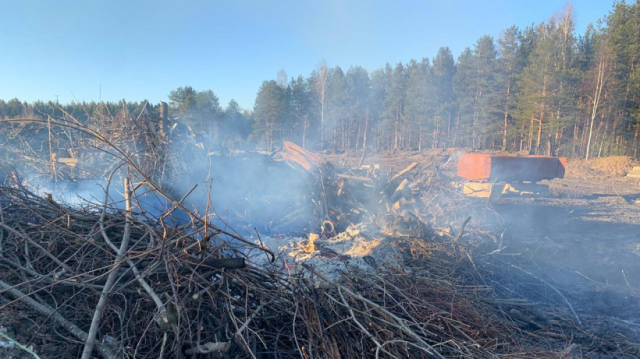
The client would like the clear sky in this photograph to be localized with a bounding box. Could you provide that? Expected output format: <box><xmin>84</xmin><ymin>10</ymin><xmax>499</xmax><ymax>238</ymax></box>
<box><xmin>1</xmin><ymin>0</ymin><xmax>614</xmax><ymax>110</ymax></box>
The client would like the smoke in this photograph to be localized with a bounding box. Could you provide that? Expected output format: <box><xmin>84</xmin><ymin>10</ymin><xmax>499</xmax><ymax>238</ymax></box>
<box><xmin>165</xmin><ymin>137</ymin><xmax>317</xmax><ymax>235</ymax></box>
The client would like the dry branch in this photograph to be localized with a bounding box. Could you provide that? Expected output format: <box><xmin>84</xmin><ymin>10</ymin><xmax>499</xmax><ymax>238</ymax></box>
<box><xmin>81</xmin><ymin>177</ymin><xmax>133</xmax><ymax>359</ymax></box>
<box><xmin>0</xmin><ymin>279</ymin><xmax>118</xmax><ymax>359</ymax></box>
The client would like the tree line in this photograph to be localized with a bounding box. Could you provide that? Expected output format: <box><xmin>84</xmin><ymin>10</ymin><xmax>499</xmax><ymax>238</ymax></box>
<box><xmin>2</xmin><ymin>1</ymin><xmax>639</xmax><ymax>159</ymax></box>
<box><xmin>251</xmin><ymin>2</ymin><xmax>640</xmax><ymax>159</ymax></box>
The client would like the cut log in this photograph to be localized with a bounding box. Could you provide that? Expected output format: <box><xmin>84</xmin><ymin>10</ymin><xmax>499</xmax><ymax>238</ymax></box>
<box><xmin>390</xmin><ymin>162</ymin><xmax>418</xmax><ymax>182</ymax></box>
<box><xmin>273</xmin><ymin>140</ymin><xmax>326</xmax><ymax>172</ymax></box>
<box><xmin>389</xmin><ymin>179</ymin><xmax>410</xmax><ymax>204</ymax></box>
<box><xmin>336</xmin><ymin>173</ymin><xmax>373</xmax><ymax>182</ymax></box>
<box><xmin>57</xmin><ymin>157</ymin><xmax>79</xmax><ymax>168</ymax></box>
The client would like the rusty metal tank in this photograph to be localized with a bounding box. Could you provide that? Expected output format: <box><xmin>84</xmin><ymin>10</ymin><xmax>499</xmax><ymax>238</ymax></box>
<box><xmin>457</xmin><ymin>154</ymin><xmax>566</xmax><ymax>182</ymax></box>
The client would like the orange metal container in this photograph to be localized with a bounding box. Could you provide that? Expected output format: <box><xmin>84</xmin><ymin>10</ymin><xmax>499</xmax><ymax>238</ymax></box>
<box><xmin>457</xmin><ymin>154</ymin><xmax>566</xmax><ymax>182</ymax></box>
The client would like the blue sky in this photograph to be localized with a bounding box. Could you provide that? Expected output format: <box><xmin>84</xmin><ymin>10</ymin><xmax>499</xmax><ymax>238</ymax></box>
<box><xmin>1</xmin><ymin>0</ymin><xmax>614</xmax><ymax>110</ymax></box>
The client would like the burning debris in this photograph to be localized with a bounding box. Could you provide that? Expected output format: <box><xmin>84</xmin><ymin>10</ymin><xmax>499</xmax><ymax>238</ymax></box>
<box><xmin>0</xmin><ymin>181</ymin><xmax>514</xmax><ymax>358</ymax></box>
<box><xmin>1</xmin><ymin>135</ymin><xmax>639</xmax><ymax>358</ymax></box>
<box><xmin>0</xmin><ymin>180</ymin><xmax>588</xmax><ymax>359</ymax></box>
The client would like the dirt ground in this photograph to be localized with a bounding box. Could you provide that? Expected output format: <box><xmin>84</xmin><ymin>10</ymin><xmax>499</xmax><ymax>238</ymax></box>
<box><xmin>488</xmin><ymin>160</ymin><xmax>640</xmax><ymax>345</ymax></box>
<box><xmin>497</xmin><ymin>175</ymin><xmax>640</xmax><ymax>290</ymax></box>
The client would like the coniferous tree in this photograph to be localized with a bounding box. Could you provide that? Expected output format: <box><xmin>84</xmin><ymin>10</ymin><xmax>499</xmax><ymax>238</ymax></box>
<box><xmin>288</xmin><ymin>76</ymin><xmax>313</xmax><ymax>148</ymax></box>
<box><xmin>405</xmin><ymin>59</ymin><xmax>433</xmax><ymax>150</ymax></box>
<box><xmin>327</xmin><ymin>66</ymin><xmax>348</xmax><ymax>151</ymax></box>
<box><xmin>381</xmin><ymin>63</ymin><xmax>407</xmax><ymax>150</ymax></box>
<box><xmin>497</xmin><ymin>26</ymin><xmax>522</xmax><ymax>150</ymax></box>
<box><xmin>604</xmin><ymin>1</ymin><xmax>640</xmax><ymax>156</ymax></box>
<box><xmin>168</xmin><ymin>86</ymin><xmax>221</xmax><ymax>137</ymax></box>
<box><xmin>454</xmin><ymin>48</ymin><xmax>477</xmax><ymax>148</ymax></box>
<box><xmin>473</xmin><ymin>35</ymin><xmax>501</xmax><ymax>149</ymax></box>
<box><xmin>516</xmin><ymin>21</ymin><xmax>557</xmax><ymax>153</ymax></box>
<box><xmin>344</xmin><ymin>66</ymin><xmax>371</xmax><ymax>150</ymax></box>
<box><xmin>253</xmin><ymin>80</ymin><xmax>286</xmax><ymax>150</ymax></box>
<box><xmin>221</xmin><ymin>100</ymin><xmax>251</xmax><ymax>148</ymax></box>
<box><xmin>432</xmin><ymin>47</ymin><xmax>457</xmax><ymax>147</ymax></box>
<box><xmin>369</xmin><ymin>67</ymin><xmax>389</xmax><ymax>150</ymax></box>
<box><xmin>310</xmin><ymin>61</ymin><xmax>329</xmax><ymax>150</ymax></box>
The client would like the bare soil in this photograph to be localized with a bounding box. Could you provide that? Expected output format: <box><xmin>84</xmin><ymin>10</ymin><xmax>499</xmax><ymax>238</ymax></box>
<box><xmin>565</xmin><ymin>155</ymin><xmax>640</xmax><ymax>179</ymax></box>
<box><xmin>487</xmin><ymin>161</ymin><xmax>640</xmax><ymax>355</ymax></box>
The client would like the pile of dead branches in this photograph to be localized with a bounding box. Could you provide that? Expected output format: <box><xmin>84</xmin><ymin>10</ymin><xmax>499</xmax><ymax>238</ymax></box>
<box><xmin>1</xmin><ymin>115</ymin><xmax>638</xmax><ymax>359</ymax></box>
<box><xmin>0</xmin><ymin>178</ymin><xmax>580</xmax><ymax>359</ymax></box>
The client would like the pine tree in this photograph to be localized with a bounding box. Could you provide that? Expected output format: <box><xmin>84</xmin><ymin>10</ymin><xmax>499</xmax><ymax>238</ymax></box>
<box><xmin>344</xmin><ymin>66</ymin><xmax>371</xmax><ymax>150</ymax></box>
<box><xmin>405</xmin><ymin>59</ymin><xmax>433</xmax><ymax>150</ymax></box>
<box><xmin>310</xmin><ymin>61</ymin><xmax>329</xmax><ymax>149</ymax></box>
<box><xmin>253</xmin><ymin>80</ymin><xmax>286</xmax><ymax>150</ymax></box>
<box><xmin>473</xmin><ymin>35</ymin><xmax>501</xmax><ymax>149</ymax></box>
<box><xmin>221</xmin><ymin>100</ymin><xmax>251</xmax><ymax>148</ymax></box>
<box><xmin>454</xmin><ymin>36</ymin><xmax>499</xmax><ymax>149</ymax></box>
<box><xmin>516</xmin><ymin>21</ymin><xmax>558</xmax><ymax>153</ymax></box>
<box><xmin>432</xmin><ymin>47</ymin><xmax>457</xmax><ymax>147</ymax></box>
<box><xmin>369</xmin><ymin>67</ymin><xmax>389</xmax><ymax>150</ymax></box>
<box><xmin>497</xmin><ymin>26</ymin><xmax>522</xmax><ymax>150</ymax></box>
<box><xmin>604</xmin><ymin>1</ymin><xmax>640</xmax><ymax>156</ymax></box>
<box><xmin>382</xmin><ymin>63</ymin><xmax>407</xmax><ymax>150</ymax></box>
<box><xmin>327</xmin><ymin>66</ymin><xmax>348</xmax><ymax>151</ymax></box>
<box><xmin>289</xmin><ymin>76</ymin><xmax>312</xmax><ymax>148</ymax></box>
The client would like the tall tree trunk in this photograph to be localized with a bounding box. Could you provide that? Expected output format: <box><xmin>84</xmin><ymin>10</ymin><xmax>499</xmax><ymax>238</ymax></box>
<box><xmin>572</xmin><ymin>122</ymin><xmax>579</xmax><ymax>157</ymax></box>
<box><xmin>332</xmin><ymin>126</ymin><xmax>337</xmax><ymax>152</ymax></box>
<box><xmin>394</xmin><ymin>105</ymin><xmax>400</xmax><ymax>150</ymax></box>
<box><xmin>502</xmin><ymin>81</ymin><xmax>511</xmax><ymax>151</ymax></box>
<box><xmin>598</xmin><ymin>121</ymin><xmax>608</xmax><ymax>157</ymax></box>
<box><xmin>320</xmin><ymin>98</ymin><xmax>325</xmax><ymax>149</ymax></box>
<box><xmin>537</xmin><ymin>76</ymin><xmax>547</xmax><ymax>153</ymax></box>
<box><xmin>528</xmin><ymin>116</ymin><xmax>535</xmax><ymax>152</ymax></box>
<box><xmin>453</xmin><ymin>115</ymin><xmax>460</xmax><ymax>147</ymax></box>
<box><xmin>362</xmin><ymin>109</ymin><xmax>369</xmax><ymax>150</ymax></box>
<box><xmin>447</xmin><ymin>112</ymin><xmax>452</xmax><ymax>148</ymax></box>
<box><xmin>302</xmin><ymin>117</ymin><xmax>308</xmax><ymax>148</ymax></box>
<box><xmin>519</xmin><ymin>115</ymin><xmax>526</xmax><ymax>151</ymax></box>
<box><xmin>472</xmin><ymin>110</ymin><xmax>478</xmax><ymax>148</ymax></box>
<box><xmin>633</xmin><ymin>122</ymin><xmax>639</xmax><ymax>158</ymax></box>
<box><xmin>586</xmin><ymin>52</ymin><xmax>607</xmax><ymax>160</ymax></box>
<box><xmin>314</xmin><ymin>61</ymin><xmax>328</xmax><ymax>150</ymax></box>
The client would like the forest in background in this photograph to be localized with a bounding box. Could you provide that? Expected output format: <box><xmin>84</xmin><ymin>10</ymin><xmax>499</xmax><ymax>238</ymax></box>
<box><xmin>1</xmin><ymin>1</ymin><xmax>640</xmax><ymax>160</ymax></box>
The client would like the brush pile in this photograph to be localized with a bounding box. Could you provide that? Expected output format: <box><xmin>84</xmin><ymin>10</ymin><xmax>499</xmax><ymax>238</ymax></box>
<box><xmin>0</xmin><ymin>174</ymin><xmax>590</xmax><ymax>359</ymax></box>
<box><xmin>2</xmin><ymin>141</ymin><xmax>640</xmax><ymax>358</ymax></box>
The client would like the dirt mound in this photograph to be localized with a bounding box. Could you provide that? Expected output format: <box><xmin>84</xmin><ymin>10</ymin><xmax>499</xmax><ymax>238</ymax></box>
<box><xmin>587</xmin><ymin>156</ymin><xmax>639</xmax><ymax>175</ymax></box>
<box><xmin>566</xmin><ymin>156</ymin><xmax>639</xmax><ymax>178</ymax></box>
